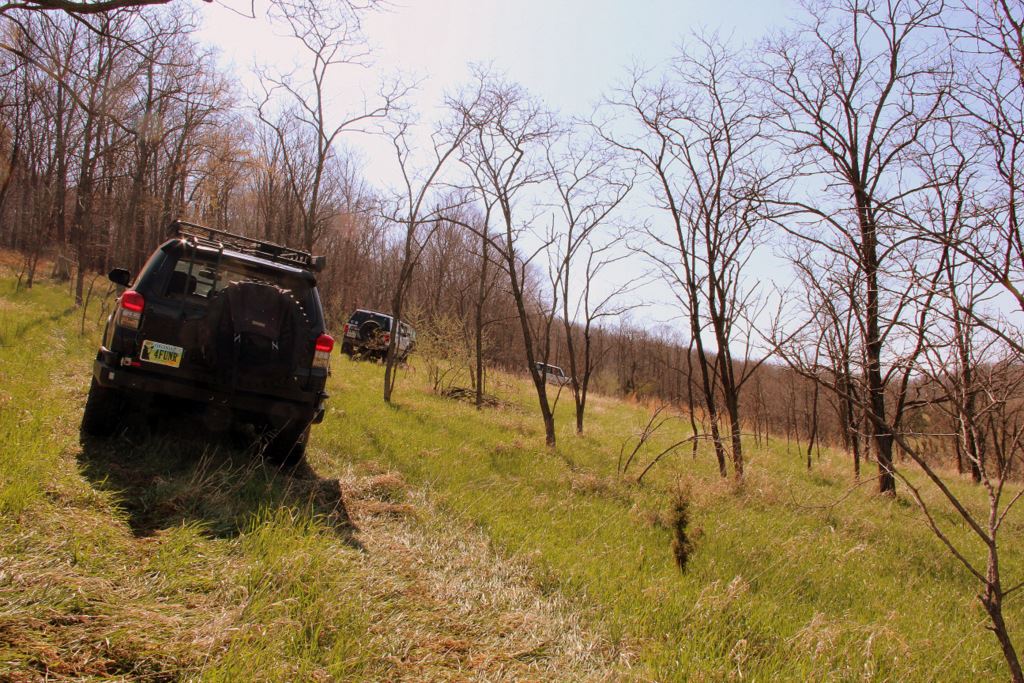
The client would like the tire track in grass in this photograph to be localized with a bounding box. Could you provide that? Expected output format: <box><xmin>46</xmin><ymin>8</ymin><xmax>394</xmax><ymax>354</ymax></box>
<box><xmin>338</xmin><ymin>463</ymin><xmax>628</xmax><ymax>682</ymax></box>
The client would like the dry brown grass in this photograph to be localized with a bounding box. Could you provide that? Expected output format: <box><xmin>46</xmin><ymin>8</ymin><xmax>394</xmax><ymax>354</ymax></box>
<box><xmin>568</xmin><ymin>471</ymin><xmax>634</xmax><ymax>506</ymax></box>
<box><xmin>0</xmin><ymin>504</ymin><xmax>245</xmax><ymax>680</ymax></box>
<box><xmin>335</xmin><ymin>461</ymin><xmax>626</xmax><ymax>682</ymax></box>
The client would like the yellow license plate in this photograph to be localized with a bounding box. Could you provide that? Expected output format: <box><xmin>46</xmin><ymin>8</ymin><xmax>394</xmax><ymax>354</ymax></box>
<box><xmin>140</xmin><ymin>340</ymin><xmax>183</xmax><ymax>368</ymax></box>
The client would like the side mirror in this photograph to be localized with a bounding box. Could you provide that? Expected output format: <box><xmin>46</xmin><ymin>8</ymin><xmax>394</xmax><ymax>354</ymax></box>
<box><xmin>108</xmin><ymin>268</ymin><xmax>131</xmax><ymax>287</ymax></box>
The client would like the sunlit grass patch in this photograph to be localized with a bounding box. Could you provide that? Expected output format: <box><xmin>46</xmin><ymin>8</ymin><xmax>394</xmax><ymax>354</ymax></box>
<box><xmin>320</xmin><ymin>353</ymin><xmax>1023</xmax><ymax>680</ymax></box>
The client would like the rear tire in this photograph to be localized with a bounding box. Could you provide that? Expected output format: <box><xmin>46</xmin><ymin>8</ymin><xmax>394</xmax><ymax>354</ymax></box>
<box><xmin>80</xmin><ymin>378</ymin><xmax>125</xmax><ymax>438</ymax></box>
<box><xmin>341</xmin><ymin>341</ymin><xmax>353</xmax><ymax>357</ymax></box>
<box><xmin>264</xmin><ymin>421</ymin><xmax>309</xmax><ymax>469</ymax></box>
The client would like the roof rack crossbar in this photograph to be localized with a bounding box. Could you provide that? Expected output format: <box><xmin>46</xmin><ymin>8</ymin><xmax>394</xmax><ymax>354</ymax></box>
<box><xmin>168</xmin><ymin>220</ymin><xmax>325</xmax><ymax>272</ymax></box>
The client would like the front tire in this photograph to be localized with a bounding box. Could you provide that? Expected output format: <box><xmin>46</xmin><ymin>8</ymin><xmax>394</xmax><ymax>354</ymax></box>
<box><xmin>80</xmin><ymin>378</ymin><xmax>126</xmax><ymax>438</ymax></box>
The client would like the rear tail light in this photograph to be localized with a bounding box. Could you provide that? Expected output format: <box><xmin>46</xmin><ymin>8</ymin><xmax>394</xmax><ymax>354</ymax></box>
<box><xmin>116</xmin><ymin>290</ymin><xmax>144</xmax><ymax>330</ymax></box>
<box><xmin>313</xmin><ymin>333</ymin><xmax>334</xmax><ymax>370</ymax></box>
<box><xmin>382</xmin><ymin>332</ymin><xmax>391</xmax><ymax>345</ymax></box>
<box><xmin>343</xmin><ymin>323</ymin><xmax>350</xmax><ymax>335</ymax></box>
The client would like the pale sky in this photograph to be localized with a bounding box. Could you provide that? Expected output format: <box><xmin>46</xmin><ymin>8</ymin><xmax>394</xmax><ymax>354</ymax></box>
<box><xmin>198</xmin><ymin>0</ymin><xmax>795</xmax><ymax>184</ymax></box>
<box><xmin>357</xmin><ymin>0</ymin><xmax>794</xmax><ymax>115</ymax></box>
<box><xmin>195</xmin><ymin>0</ymin><xmax>797</xmax><ymax>332</ymax></box>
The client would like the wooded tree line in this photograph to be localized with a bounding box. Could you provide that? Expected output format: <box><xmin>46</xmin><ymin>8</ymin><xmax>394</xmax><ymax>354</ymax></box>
<box><xmin>2</xmin><ymin>0</ymin><xmax>1024</xmax><ymax>676</ymax></box>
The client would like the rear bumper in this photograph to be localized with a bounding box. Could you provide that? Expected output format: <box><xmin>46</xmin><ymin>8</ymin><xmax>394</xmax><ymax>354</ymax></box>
<box><xmin>343</xmin><ymin>338</ymin><xmax>412</xmax><ymax>359</ymax></box>
<box><xmin>93</xmin><ymin>349</ymin><xmax>327</xmax><ymax>425</ymax></box>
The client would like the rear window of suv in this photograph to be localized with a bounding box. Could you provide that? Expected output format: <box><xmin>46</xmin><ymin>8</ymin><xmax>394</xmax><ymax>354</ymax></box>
<box><xmin>165</xmin><ymin>257</ymin><xmax>316</xmax><ymax>318</ymax></box>
<box><xmin>347</xmin><ymin>310</ymin><xmax>392</xmax><ymax>331</ymax></box>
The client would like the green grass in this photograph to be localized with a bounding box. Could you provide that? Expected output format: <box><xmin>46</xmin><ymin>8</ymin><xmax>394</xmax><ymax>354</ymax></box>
<box><xmin>318</xmin><ymin>341</ymin><xmax>1024</xmax><ymax>680</ymax></box>
<box><xmin>0</xmin><ymin>272</ymin><xmax>1021</xmax><ymax>681</ymax></box>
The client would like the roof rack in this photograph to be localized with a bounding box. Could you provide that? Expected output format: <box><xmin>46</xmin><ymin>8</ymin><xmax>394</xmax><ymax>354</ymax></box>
<box><xmin>168</xmin><ymin>219</ymin><xmax>326</xmax><ymax>272</ymax></box>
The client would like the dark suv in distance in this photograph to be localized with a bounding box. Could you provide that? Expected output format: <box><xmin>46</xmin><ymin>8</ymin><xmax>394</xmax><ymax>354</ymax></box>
<box><xmin>340</xmin><ymin>309</ymin><xmax>416</xmax><ymax>361</ymax></box>
<box><xmin>81</xmin><ymin>220</ymin><xmax>334</xmax><ymax>465</ymax></box>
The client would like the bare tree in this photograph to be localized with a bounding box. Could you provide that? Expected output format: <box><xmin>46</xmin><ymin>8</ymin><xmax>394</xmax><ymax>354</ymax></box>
<box><xmin>909</xmin><ymin>113</ymin><xmax>994</xmax><ymax>483</ymax></box>
<box><xmin>120</xmin><ymin>10</ymin><xmax>225</xmax><ymax>270</ymax></box>
<box><xmin>66</xmin><ymin>10</ymin><xmax>141</xmax><ymax>304</ymax></box>
<box><xmin>815</xmin><ymin>264</ymin><xmax>865</xmax><ymax>477</ymax></box>
<box><xmin>469</xmin><ymin>202</ymin><xmax>501</xmax><ymax>408</ymax></box>
<box><xmin>940</xmin><ymin>1</ymin><xmax>1024</xmax><ymax>368</ymax></box>
<box><xmin>0</xmin><ymin>5</ymin><xmax>230</xmax><ymax>284</ymax></box>
<box><xmin>0</xmin><ymin>10</ymin><xmax>80</xmax><ymax>285</ymax></box>
<box><xmin>452</xmin><ymin>68</ymin><xmax>561</xmax><ymax>446</ymax></box>
<box><xmin>255</xmin><ymin>0</ymin><xmax>404</xmax><ymax>252</ymax></box>
<box><xmin>603</xmin><ymin>34</ymin><xmax>775</xmax><ymax>479</ymax></box>
<box><xmin>761</xmin><ymin>0</ymin><xmax>949</xmax><ymax>493</ymax></box>
<box><xmin>378</xmin><ymin>103</ymin><xmax>476</xmax><ymax>403</ymax></box>
<box><xmin>783</xmin><ymin>279</ymin><xmax>1024</xmax><ymax>682</ymax></box>
<box><xmin>545</xmin><ymin>130</ymin><xmax>635</xmax><ymax>433</ymax></box>
<box><xmin>765</xmin><ymin>3</ymin><xmax>1024</xmax><ymax>667</ymax></box>
<box><xmin>190</xmin><ymin>120</ymin><xmax>252</xmax><ymax>229</ymax></box>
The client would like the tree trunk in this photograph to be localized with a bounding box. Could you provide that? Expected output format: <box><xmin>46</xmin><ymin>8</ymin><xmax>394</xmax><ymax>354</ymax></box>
<box><xmin>858</xmin><ymin>194</ymin><xmax>895</xmax><ymax>494</ymax></box>
<box><xmin>725</xmin><ymin>390</ymin><xmax>743</xmax><ymax>479</ymax></box>
<box><xmin>806</xmin><ymin>379</ymin><xmax>820</xmax><ymax>471</ymax></box>
<box><xmin>983</xmin><ymin>549</ymin><xmax>1024</xmax><ymax>683</ymax></box>
<box><xmin>474</xmin><ymin>226</ymin><xmax>489</xmax><ymax>409</ymax></box>
<box><xmin>690</xmin><ymin>313</ymin><xmax>727</xmax><ymax>476</ymax></box>
<box><xmin>384</xmin><ymin>244</ymin><xmax>416</xmax><ymax>403</ymax></box>
<box><xmin>686</xmin><ymin>342</ymin><xmax>700</xmax><ymax>460</ymax></box>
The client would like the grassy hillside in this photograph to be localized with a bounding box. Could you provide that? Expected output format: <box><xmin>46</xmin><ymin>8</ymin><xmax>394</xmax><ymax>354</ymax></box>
<box><xmin>0</xmin><ymin>274</ymin><xmax>1021</xmax><ymax>681</ymax></box>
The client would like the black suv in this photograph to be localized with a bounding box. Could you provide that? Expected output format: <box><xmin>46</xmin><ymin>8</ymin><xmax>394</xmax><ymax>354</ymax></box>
<box><xmin>340</xmin><ymin>309</ymin><xmax>416</xmax><ymax>361</ymax></box>
<box><xmin>81</xmin><ymin>220</ymin><xmax>333</xmax><ymax>465</ymax></box>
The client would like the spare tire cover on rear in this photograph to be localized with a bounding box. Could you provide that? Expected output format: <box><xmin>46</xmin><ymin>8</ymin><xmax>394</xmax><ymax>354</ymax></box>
<box><xmin>204</xmin><ymin>281</ymin><xmax>311</xmax><ymax>386</ymax></box>
<box><xmin>358</xmin><ymin>319</ymin><xmax>383</xmax><ymax>346</ymax></box>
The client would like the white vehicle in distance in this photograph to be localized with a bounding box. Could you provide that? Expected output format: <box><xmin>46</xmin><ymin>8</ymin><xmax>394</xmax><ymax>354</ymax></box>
<box><xmin>535</xmin><ymin>362</ymin><xmax>571</xmax><ymax>386</ymax></box>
